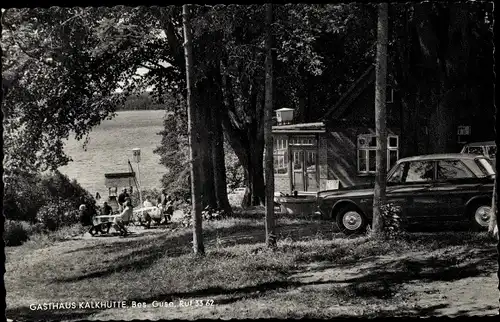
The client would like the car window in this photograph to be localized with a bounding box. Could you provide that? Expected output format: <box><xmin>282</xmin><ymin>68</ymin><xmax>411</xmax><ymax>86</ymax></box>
<box><xmin>387</xmin><ymin>163</ymin><xmax>404</xmax><ymax>183</ymax></box>
<box><xmin>476</xmin><ymin>157</ymin><xmax>496</xmax><ymax>176</ymax></box>
<box><xmin>466</xmin><ymin>146</ymin><xmax>484</xmax><ymax>155</ymax></box>
<box><xmin>486</xmin><ymin>145</ymin><xmax>497</xmax><ymax>159</ymax></box>
<box><xmin>403</xmin><ymin>161</ymin><xmax>435</xmax><ymax>183</ymax></box>
<box><xmin>437</xmin><ymin>160</ymin><xmax>474</xmax><ymax>180</ymax></box>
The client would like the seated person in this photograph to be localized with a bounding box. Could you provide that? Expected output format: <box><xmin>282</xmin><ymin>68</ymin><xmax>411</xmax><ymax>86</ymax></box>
<box><xmin>114</xmin><ymin>200</ymin><xmax>133</xmax><ymax>236</ymax></box>
<box><xmin>97</xmin><ymin>202</ymin><xmax>114</xmax><ymax>234</ymax></box>
<box><xmin>102</xmin><ymin>201</ymin><xmax>113</xmax><ymax>216</ymax></box>
<box><xmin>163</xmin><ymin>195</ymin><xmax>174</xmax><ymax>224</ymax></box>
<box><xmin>142</xmin><ymin>196</ymin><xmax>154</xmax><ymax>228</ymax></box>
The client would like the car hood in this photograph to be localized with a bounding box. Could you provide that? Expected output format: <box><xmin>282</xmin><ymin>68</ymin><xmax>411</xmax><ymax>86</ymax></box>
<box><xmin>317</xmin><ymin>184</ymin><xmax>375</xmax><ymax>199</ymax></box>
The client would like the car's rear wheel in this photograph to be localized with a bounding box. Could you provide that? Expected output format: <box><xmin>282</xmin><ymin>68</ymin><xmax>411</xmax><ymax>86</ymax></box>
<box><xmin>470</xmin><ymin>203</ymin><xmax>492</xmax><ymax>231</ymax></box>
<box><xmin>336</xmin><ymin>205</ymin><xmax>368</xmax><ymax>235</ymax></box>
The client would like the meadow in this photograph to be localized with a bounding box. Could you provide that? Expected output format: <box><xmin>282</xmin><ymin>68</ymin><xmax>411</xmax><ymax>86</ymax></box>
<box><xmin>58</xmin><ymin>110</ymin><xmax>167</xmax><ymax>198</ymax></box>
<box><xmin>5</xmin><ymin>214</ymin><xmax>498</xmax><ymax>320</ymax></box>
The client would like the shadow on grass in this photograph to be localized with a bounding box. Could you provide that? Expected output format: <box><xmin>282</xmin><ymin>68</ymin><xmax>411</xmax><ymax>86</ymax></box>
<box><xmin>6</xmin><ymin>306</ymin><xmax>99</xmax><ymax>322</ymax></box>
<box><xmin>129</xmin><ymin>279</ymin><xmax>335</xmax><ymax>306</ymax></box>
<box><xmin>55</xmin><ymin>220</ymin><xmax>336</xmax><ymax>284</ymax></box>
<box><xmin>123</xmin><ymin>243</ymin><xmax>497</xmax><ymax>309</ymax></box>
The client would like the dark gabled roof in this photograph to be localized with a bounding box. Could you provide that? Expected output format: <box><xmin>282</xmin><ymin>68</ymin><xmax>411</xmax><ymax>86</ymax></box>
<box><xmin>104</xmin><ymin>172</ymin><xmax>135</xmax><ymax>179</ymax></box>
<box><xmin>322</xmin><ymin>64</ymin><xmax>376</xmax><ymax>121</ymax></box>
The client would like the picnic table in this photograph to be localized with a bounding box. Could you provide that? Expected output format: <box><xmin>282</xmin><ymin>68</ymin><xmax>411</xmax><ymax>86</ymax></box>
<box><xmin>91</xmin><ymin>214</ymin><xmax>121</xmax><ymax>235</ymax></box>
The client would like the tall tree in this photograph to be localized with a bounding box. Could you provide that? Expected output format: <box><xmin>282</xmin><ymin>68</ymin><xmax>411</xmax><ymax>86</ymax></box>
<box><xmin>372</xmin><ymin>3</ymin><xmax>389</xmax><ymax>236</ymax></box>
<box><xmin>264</xmin><ymin>3</ymin><xmax>277</xmax><ymax>248</ymax></box>
<box><xmin>389</xmin><ymin>2</ymin><xmax>494</xmax><ymax>156</ymax></box>
<box><xmin>489</xmin><ymin>177</ymin><xmax>498</xmax><ymax>239</ymax></box>
<box><xmin>182</xmin><ymin>4</ymin><xmax>204</xmax><ymax>256</ymax></box>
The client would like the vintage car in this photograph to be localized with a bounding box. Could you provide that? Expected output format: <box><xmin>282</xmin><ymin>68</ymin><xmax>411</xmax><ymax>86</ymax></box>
<box><xmin>316</xmin><ymin>154</ymin><xmax>495</xmax><ymax>234</ymax></box>
<box><xmin>460</xmin><ymin>141</ymin><xmax>496</xmax><ymax>167</ymax></box>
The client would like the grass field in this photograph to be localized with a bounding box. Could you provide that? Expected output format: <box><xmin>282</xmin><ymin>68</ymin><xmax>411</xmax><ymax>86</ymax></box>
<box><xmin>58</xmin><ymin>110</ymin><xmax>166</xmax><ymax>197</ymax></box>
<box><xmin>5</xmin><ymin>213</ymin><xmax>499</xmax><ymax>320</ymax></box>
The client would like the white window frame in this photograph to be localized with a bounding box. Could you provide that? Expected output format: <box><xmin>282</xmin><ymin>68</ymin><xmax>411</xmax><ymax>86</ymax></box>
<box><xmin>357</xmin><ymin>134</ymin><xmax>399</xmax><ymax>174</ymax></box>
<box><xmin>273</xmin><ymin>136</ymin><xmax>289</xmax><ymax>175</ymax></box>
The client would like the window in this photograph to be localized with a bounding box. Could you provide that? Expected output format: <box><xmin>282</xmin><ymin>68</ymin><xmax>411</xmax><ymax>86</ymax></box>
<box><xmin>437</xmin><ymin>160</ymin><xmax>474</xmax><ymax>180</ymax></box>
<box><xmin>404</xmin><ymin>161</ymin><xmax>434</xmax><ymax>183</ymax></box>
<box><xmin>273</xmin><ymin>136</ymin><xmax>288</xmax><ymax>174</ymax></box>
<box><xmin>357</xmin><ymin>134</ymin><xmax>399</xmax><ymax>174</ymax></box>
<box><xmin>388</xmin><ymin>163</ymin><xmax>404</xmax><ymax>184</ymax></box>
<box><xmin>486</xmin><ymin>145</ymin><xmax>497</xmax><ymax>159</ymax></box>
<box><xmin>465</xmin><ymin>146</ymin><xmax>484</xmax><ymax>155</ymax></box>
<box><xmin>476</xmin><ymin>158</ymin><xmax>496</xmax><ymax>176</ymax></box>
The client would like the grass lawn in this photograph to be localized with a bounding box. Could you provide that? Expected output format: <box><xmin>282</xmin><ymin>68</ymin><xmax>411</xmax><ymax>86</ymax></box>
<box><xmin>5</xmin><ymin>212</ymin><xmax>499</xmax><ymax>320</ymax></box>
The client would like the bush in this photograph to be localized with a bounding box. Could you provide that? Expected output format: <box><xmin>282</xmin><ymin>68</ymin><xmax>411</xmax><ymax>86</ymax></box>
<box><xmin>380</xmin><ymin>202</ymin><xmax>405</xmax><ymax>238</ymax></box>
<box><xmin>4</xmin><ymin>170</ymin><xmax>95</xmax><ymax>223</ymax></box>
<box><xmin>36</xmin><ymin>199</ymin><xmax>80</xmax><ymax>231</ymax></box>
<box><xmin>4</xmin><ymin>220</ymin><xmax>30</xmax><ymax>246</ymax></box>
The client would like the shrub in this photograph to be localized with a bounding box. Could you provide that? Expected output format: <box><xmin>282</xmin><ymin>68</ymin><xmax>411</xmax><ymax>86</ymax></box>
<box><xmin>380</xmin><ymin>202</ymin><xmax>405</xmax><ymax>238</ymax></box>
<box><xmin>36</xmin><ymin>199</ymin><xmax>80</xmax><ymax>231</ymax></box>
<box><xmin>4</xmin><ymin>220</ymin><xmax>30</xmax><ymax>246</ymax></box>
<box><xmin>4</xmin><ymin>170</ymin><xmax>95</xmax><ymax>223</ymax></box>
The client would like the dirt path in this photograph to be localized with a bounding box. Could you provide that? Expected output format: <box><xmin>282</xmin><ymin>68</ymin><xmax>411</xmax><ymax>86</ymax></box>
<box><xmin>287</xmin><ymin>249</ymin><xmax>499</xmax><ymax>317</ymax></box>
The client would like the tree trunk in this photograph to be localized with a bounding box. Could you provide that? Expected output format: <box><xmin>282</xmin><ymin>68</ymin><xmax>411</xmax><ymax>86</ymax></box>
<box><xmin>211</xmin><ymin>98</ymin><xmax>232</xmax><ymax>215</ymax></box>
<box><xmin>264</xmin><ymin>2</ymin><xmax>277</xmax><ymax>249</ymax></box>
<box><xmin>427</xmin><ymin>88</ymin><xmax>458</xmax><ymax>154</ymax></box>
<box><xmin>239</xmin><ymin>138</ymin><xmax>266</xmax><ymax>207</ymax></box>
<box><xmin>196</xmin><ymin>82</ymin><xmax>218</xmax><ymax>209</ymax></box>
<box><xmin>372</xmin><ymin>2</ymin><xmax>389</xmax><ymax>237</ymax></box>
<box><xmin>400</xmin><ymin>95</ymin><xmax>418</xmax><ymax>157</ymax></box>
<box><xmin>218</xmin><ymin>66</ymin><xmax>266</xmax><ymax>208</ymax></box>
<box><xmin>182</xmin><ymin>4</ymin><xmax>204</xmax><ymax>256</ymax></box>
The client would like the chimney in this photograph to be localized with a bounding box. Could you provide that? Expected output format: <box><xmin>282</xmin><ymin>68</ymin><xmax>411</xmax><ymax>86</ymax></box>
<box><xmin>275</xmin><ymin>108</ymin><xmax>294</xmax><ymax>125</ymax></box>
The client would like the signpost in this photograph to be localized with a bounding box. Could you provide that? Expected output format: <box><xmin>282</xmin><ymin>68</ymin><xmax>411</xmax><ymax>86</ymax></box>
<box><xmin>132</xmin><ymin>148</ymin><xmax>143</xmax><ymax>212</ymax></box>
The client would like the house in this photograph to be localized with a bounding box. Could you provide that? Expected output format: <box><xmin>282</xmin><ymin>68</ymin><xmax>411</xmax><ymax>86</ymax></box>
<box><xmin>272</xmin><ymin>65</ymin><xmax>494</xmax><ymax>194</ymax></box>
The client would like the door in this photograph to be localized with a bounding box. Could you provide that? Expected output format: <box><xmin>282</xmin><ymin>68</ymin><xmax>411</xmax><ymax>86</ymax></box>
<box><xmin>430</xmin><ymin>159</ymin><xmax>477</xmax><ymax>220</ymax></box>
<box><xmin>291</xmin><ymin>149</ymin><xmax>318</xmax><ymax>192</ymax></box>
<box><xmin>305</xmin><ymin>150</ymin><xmax>318</xmax><ymax>192</ymax></box>
<box><xmin>399</xmin><ymin>160</ymin><xmax>436</xmax><ymax>222</ymax></box>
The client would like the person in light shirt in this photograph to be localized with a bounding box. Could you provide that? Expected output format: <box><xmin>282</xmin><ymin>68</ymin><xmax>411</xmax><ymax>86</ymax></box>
<box><xmin>114</xmin><ymin>200</ymin><xmax>133</xmax><ymax>236</ymax></box>
<box><xmin>142</xmin><ymin>195</ymin><xmax>154</xmax><ymax>228</ymax></box>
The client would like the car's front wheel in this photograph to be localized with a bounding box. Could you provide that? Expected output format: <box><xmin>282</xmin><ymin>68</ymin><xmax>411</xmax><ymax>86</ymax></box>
<box><xmin>336</xmin><ymin>205</ymin><xmax>368</xmax><ymax>235</ymax></box>
<box><xmin>470</xmin><ymin>203</ymin><xmax>492</xmax><ymax>231</ymax></box>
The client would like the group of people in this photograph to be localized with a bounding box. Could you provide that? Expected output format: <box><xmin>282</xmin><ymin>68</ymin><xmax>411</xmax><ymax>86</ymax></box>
<box><xmin>140</xmin><ymin>189</ymin><xmax>174</xmax><ymax>228</ymax></box>
<box><xmin>79</xmin><ymin>188</ymin><xmax>176</xmax><ymax>237</ymax></box>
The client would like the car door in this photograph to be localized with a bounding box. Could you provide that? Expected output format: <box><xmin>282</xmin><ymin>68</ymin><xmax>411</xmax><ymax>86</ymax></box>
<box><xmin>430</xmin><ymin>159</ymin><xmax>490</xmax><ymax>221</ymax></box>
<box><xmin>399</xmin><ymin>160</ymin><xmax>437</xmax><ymax>222</ymax></box>
<box><xmin>386</xmin><ymin>160</ymin><xmax>435</xmax><ymax>224</ymax></box>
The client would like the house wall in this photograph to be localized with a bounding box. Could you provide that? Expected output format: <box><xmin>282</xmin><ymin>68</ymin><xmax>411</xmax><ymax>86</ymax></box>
<box><xmin>274</xmin><ymin>174</ymin><xmax>289</xmax><ymax>194</ymax></box>
<box><xmin>336</xmin><ymin>84</ymin><xmax>402</xmax><ymax>125</ymax></box>
<box><xmin>324</xmin><ymin>126</ymin><xmax>401</xmax><ymax>188</ymax></box>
